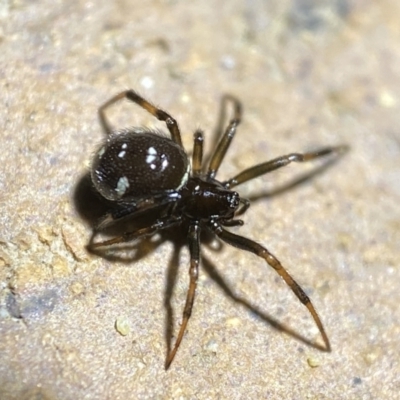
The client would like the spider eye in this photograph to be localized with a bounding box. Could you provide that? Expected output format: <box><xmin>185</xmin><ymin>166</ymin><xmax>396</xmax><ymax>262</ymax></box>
<box><xmin>228</xmin><ymin>192</ymin><xmax>240</xmax><ymax>209</ymax></box>
<box><xmin>91</xmin><ymin>129</ymin><xmax>189</xmax><ymax>201</ymax></box>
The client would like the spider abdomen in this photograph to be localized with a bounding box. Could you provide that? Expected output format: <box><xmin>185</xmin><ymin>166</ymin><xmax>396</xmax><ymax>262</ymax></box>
<box><xmin>91</xmin><ymin>129</ymin><xmax>190</xmax><ymax>201</ymax></box>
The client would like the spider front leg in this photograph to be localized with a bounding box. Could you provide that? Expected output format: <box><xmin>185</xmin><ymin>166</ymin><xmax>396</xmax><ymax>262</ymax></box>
<box><xmin>192</xmin><ymin>129</ymin><xmax>204</xmax><ymax>177</ymax></box>
<box><xmin>224</xmin><ymin>145</ymin><xmax>348</xmax><ymax>189</ymax></box>
<box><xmin>210</xmin><ymin>223</ymin><xmax>331</xmax><ymax>351</ymax></box>
<box><xmin>165</xmin><ymin>222</ymin><xmax>201</xmax><ymax>369</ymax></box>
<box><xmin>98</xmin><ymin>90</ymin><xmax>183</xmax><ymax>147</ymax></box>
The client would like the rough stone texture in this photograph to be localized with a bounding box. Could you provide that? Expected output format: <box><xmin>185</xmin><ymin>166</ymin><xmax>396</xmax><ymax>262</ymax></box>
<box><xmin>0</xmin><ymin>1</ymin><xmax>399</xmax><ymax>399</ymax></box>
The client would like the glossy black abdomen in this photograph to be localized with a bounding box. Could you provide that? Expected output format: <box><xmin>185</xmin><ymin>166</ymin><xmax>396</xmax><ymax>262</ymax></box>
<box><xmin>92</xmin><ymin>129</ymin><xmax>190</xmax><ymax>201</ymax></box>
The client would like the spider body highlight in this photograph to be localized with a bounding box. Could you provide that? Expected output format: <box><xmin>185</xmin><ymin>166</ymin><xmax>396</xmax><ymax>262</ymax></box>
<box><xmin>88</xmin><ymin>90</ymin><xmax>346</xmax><ymax>369</ymax></box>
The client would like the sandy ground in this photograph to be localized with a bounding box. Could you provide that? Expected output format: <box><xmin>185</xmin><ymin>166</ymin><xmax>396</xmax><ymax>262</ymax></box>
<box><xmin>0</xmin><ymin>1</ymin><xmax>399</xmax><ymax>399</ymax></box>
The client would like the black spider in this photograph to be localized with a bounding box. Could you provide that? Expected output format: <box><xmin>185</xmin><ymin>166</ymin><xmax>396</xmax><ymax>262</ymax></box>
<box><xmin>87</xmin><ymin>90</ymin><xmax>346</xmax><ymax>369</ymax></box>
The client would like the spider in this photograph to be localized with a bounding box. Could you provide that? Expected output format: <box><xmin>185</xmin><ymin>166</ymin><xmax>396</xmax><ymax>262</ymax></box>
<box><xmin>87</xmin><ymin>90</ymin><xmax>346</xmax><ymax>369</ymax></box>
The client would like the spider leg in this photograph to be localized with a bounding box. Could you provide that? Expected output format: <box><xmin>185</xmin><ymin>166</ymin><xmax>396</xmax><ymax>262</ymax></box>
<box><xmin>219</xmin><ymin>199</ymin><xmax>249</xmax><ymax>227</ymax></box>
<box><xmin>236</xmin><ymin>198</ymin><xmax>250</xmax><ymax>217</ymax></box>
<box><xmin>94</xmin><ymin>195</ymin><xmax>180</xmax><ymax>231</ymax></box>
<box><xmin>221</xmin><ymin>219</ymin><xmax>244</xmax><ymax>227</ymax></box>
<box><xmin>165</xmin><ymin>222</ymin><xmax>201</xmax><ymax>369</ymax></box>
<box><xmin>192</xmin><ymin>129</ymin><xmax>204</xmax><ymax>177</ymax></box>
<box><xmin>224</xmin><ymin>145</ymin><xmax>348</xmax><ymax>189</ymax></box>
<box><xmin>210</xmin><ymin>223</ymin><xmax>331</xmax><ymax>351</ymax></box>
<box><xmin>88</xmin><ymin>215</ymin><xmax>181</xmax><ymax>249</ymax></box>
<box><xmin>99</xmin><ymin>90</ymin><xmax>183</xmax><ymax>147</ymax></box>
<box><xmin>207</xmin><ymin>95</ymin><xmax>242</xmax><ymax>179</ymax></box>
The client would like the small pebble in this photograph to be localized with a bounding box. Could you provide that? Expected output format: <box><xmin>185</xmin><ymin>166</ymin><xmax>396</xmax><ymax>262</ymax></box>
<box><xmin>115</xmin><ymin>316</ymin><xmax>130</xmax><ymax>336</ymax></box>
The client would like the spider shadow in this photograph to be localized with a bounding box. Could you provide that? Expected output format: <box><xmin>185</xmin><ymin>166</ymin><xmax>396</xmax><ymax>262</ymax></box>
<box><xmin>161</xmin><ymin>226</ymin><xmax>328</xmax><ymax>363</ymax></box>
<box><xmin>201</xmin><ymin>254</ymin><xmax>327</xmax><ymax>352</ymax></box>
<box><xmin>164</xmin><ymin>157</ymin><xmax>340</xmax><ymax>360</ymax></box>
<box><xmin>247</xmin><ymin>155</ymin><xmax>343</xmax><ymax>203</ymax></box>
<box><xmin>161</xmin><ymin>235</ymin><xmax>327</xmax><ymax>366</ymax></box>
<box><xmin>73</xmin><ymin>162</ymin><xmax>334</xmax><ymax>365</ymax></box>
<box><xmin>73</xmin><ymin>172</ymin><xmax>168</xmax><ymax>263</ymax></box>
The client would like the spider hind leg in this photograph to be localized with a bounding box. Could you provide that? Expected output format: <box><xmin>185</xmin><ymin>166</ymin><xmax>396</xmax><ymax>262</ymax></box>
<box><xmin>210</xmin><ymin>223</ymin><xmax>331</xmax><ymax>351</ymax></box>
<box><xmin>165</xmin><ymin>223</ymin><xmax>201</xmax><ymax>369</ymax></box>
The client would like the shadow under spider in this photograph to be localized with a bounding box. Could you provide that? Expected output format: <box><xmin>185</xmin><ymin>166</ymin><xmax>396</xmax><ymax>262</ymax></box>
<box><xmin>96</xmin><ymin>223</ymin><xmax>328</xmax><ymax>356</ymax></box>
<box><xmin>162</xmin><ymin>212</ymin><xmax>333</xmax><ymax>353</ymax></box>
<box><xmin>247</xmin><ymin>155</ymin><xmax>343</xmax><ymax>203</ymax></box>
<box><xmin>201</xmin><ymin>254</ymin><xmax>327</xmax><ymax>351</ymax></box>
<box><xmin>75</xmin><ymin>160</ymin><xmax>336</xmax><ymax>361</ymax></box>
<box><xmin>168</xmin><ymin>228</ymin><xmax>330</xmax><ymax>355</ymax></box>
